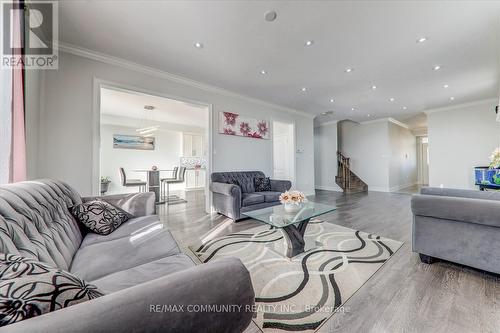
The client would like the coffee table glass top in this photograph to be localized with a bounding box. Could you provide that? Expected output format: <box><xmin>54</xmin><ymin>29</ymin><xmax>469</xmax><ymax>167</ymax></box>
<box><xmin>242</xmin><ymin>202</ymin><xmax>337</xmax><ymax>228</ymax></box>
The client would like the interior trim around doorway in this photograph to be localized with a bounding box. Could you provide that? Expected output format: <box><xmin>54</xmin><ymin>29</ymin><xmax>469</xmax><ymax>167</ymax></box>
<box><xmin>92</xmin><ymin>78</ymin><xmax>214</xmax><ymax>213</ymax></box>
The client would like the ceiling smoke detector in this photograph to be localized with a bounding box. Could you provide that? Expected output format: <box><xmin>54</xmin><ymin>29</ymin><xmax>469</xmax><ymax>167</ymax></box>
<box><xmin>144</xmin><ymin>105</ymin><xmax>155</xmax><ymax>110</ymax></box>
<box><xmin>264</xmin><ymin>11</ymin><xmax>277</xmax><ymax>22</ymax></box>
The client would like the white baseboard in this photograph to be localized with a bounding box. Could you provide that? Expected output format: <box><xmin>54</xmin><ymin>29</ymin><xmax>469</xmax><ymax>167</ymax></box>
<box><xmin>368</xmin><ymin>186</ymin><xmax>390</xmax><ymax>193</ymax></box>
<box><xmin>389</xmin><ymin>182</ymin><xmax>418</xmax><ymax>192</ymax></box>
<box><xmin>315</xmin><ymin>185</ymin><xmax>343</xmax><ymax>192</ymax></box>
<box><xmin>369</xmin><ymin>182</ymin><xmax>417</xmax><ymax>193</ymax></box>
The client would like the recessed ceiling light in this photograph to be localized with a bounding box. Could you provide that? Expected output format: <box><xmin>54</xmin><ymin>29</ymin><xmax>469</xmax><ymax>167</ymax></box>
<box><xmin>329</xmin><ymin>98</ymin><xmax>334</xmax><ymax>103</ymax></box>
<box><xmin>402</xmin><ymin>106</ymin><xmax>407</xmax><ymax>110</ymax></box>
<box><xmin>194</xmin><ymin>42</ymin><xmax>203</xmax><ymax>49</ymax></box>
<box><xmin>351</xmin><ymin>107</ymin><xmax>356</xmax><ymax>111</ymax></box>
<box><xmin>305</xmin><ymin>40</ymin><xmax>314</xmax><ymax>47</ymax></box>
<box><xmin>433</xmin><ymin>65</ymin><xmax>441</xmax><ymax>71</ymax></box>
<box><xmin>345</xmin><ymin>67</ymin><xmax>353</xmax><ymax>73</ymax></box>
<box><xmin>301</xmin><ymin>87</ymin><xmax>307</xmax><ymax>92</ymax></box>
<box><xmin>371</xmin><ymin>85</ymin><xmax>377</xmax><ymax>90</ymax></box>
<box><xmin>450</xmin><ymin>96</ymin><xmax>455</xmax><ymax>101</ymax></box>
<box><xmin>389</xmin><ymin>97</ymin><xmax>395</xmax><ymax>102</ymax></box>
<box><xmin>417</xmin><ymin>37</ymin><xmax>428</xmax><ymax>43</ymax></box>
<box><xmin>260</xmin><ymin>70</ymin><xmax>267</xmax><ymax>75</ymax></box>
<box><xmin>367</xmin><ymin>114</ymin><xmax>371</xmax><ymax>117</ymax></box>
<box><xmin>443</xmin><ymin>84</ymin><xmax>449</xmax><ymax>88</ymax></box>
<box><xmin>264</xmin><ymin>10</ymin><xmax>277</xmax><ymax>22</ymax></box>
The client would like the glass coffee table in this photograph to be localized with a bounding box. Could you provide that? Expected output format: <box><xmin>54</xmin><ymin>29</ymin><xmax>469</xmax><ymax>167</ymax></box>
<box><xmin>242</xmin><ymin>202</ymin><xmax>337</xmax><ymax>258</ymax></box>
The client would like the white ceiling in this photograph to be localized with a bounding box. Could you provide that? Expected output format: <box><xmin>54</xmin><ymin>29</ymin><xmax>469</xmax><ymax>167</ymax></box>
<box><xmin>100</xmin><ymin>87</ymin><xmax>208</xmax><ymax>127</ymax></box>
<box><xmin>61</xmin><ymin>1</ymin><xmax>500</xmax><ymax>123</ymax></box>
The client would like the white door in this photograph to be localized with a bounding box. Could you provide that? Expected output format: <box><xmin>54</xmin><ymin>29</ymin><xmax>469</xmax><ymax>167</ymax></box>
<box><xmin>273</xmin><ymin>121</ymin><xmax>295</xmax><ymax>184</ymax></box>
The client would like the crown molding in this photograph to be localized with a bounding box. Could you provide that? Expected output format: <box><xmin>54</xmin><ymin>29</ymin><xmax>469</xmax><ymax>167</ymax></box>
<box><xmin>315</xmin><ymin>120</ymin><xmax>338</xmax><ymax>127</ymax></box>
<box><xmin>423</xmin><ymin>98</ymin><xmax>498</xmax><ymax>115</ymax></box>
<box><xmin>58</xmin><ymin>42</ymin><xmax>314</xmax><ymax>119</ymax></box>
<box><xmin>360</xmin><ymin>117</ymin><xmax>410</xmax><ymax>129</ymax></box>
<box><xmin>388</xmin><ymin>117</ymin><xmax>410</xmax><ymax>129</ymax></box>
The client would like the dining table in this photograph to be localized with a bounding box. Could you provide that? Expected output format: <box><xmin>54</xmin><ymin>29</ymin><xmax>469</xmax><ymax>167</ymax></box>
<box><xmin>132</xmin><ymin>168</ymin><xmax>174</xmax><ymax>205</ymax></box>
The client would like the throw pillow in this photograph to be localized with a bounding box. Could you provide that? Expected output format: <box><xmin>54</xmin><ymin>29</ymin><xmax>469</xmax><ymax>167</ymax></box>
<box><xmin>0</xmin><ymin>253</ymin><xmax>103</xmax><ymax>327</ymax></box>
<box><xmin>71</xmin><ymin>200</ymin><xmax>132</xmax><ymax>235</ymax></box>
<box><xmin>254</xmin><ymin>177</ymin><xmax>271</xmax><ymax>192</ymax></box>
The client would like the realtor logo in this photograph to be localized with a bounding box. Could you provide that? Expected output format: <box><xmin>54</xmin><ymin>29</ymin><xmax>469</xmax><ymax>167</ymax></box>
<box><xmin>1</xmin><ymin>0</ymin><xmax>58</xmax><ymax>69</ymax></box>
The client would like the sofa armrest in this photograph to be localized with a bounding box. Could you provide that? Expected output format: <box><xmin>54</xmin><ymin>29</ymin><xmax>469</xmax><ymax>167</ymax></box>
<box><xmin>2</xmin><ymin>257</ymin><xmax>255</xmax><ymax>333</ymax></box>
<box><xmin>270</xmin><ymin>179</ymin><xmax>292</xmax><ymax>193</ymax></box>
<box><xmin>210</xmin><ymin>182</ymin><xmax>241</xmax><ymax>197</ymax></box>
<box><xmin>82</xmin><ymin>192</ymin><xmax>156</xmax><ymax>217</ymax></box>
<box><xmin>411</xmin><ymin>194</ymin><xmax>500</xmax><ymax>228</ymax></box>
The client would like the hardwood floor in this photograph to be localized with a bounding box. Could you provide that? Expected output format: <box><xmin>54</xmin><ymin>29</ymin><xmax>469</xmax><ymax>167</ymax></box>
<box><xmin>158</xmin><ymin>189</ymin><xmax>500</xmax><ymax>333</ymax></box>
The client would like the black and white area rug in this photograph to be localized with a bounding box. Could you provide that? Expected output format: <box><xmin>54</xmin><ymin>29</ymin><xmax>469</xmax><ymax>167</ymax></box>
<box><xmin>190</xmin><ymin>220</ymin><xmax>403</xmax><ymax>332</ymax></box>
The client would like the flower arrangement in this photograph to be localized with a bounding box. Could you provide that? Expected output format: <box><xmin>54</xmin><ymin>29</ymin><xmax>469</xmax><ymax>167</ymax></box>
<box><xmin>280</xmin><ymin>191</ymin><xmax>307</xmax><ymax>213</ymax></box>
<box><xmin>489</xmin><ymin>148</ymin><xmax>500</xmax><ymax>169</ymax></box>
<box><xmin>279</xmin><ymin>191</ymin><xmax>307</xmax><ymax>204</ymax></box>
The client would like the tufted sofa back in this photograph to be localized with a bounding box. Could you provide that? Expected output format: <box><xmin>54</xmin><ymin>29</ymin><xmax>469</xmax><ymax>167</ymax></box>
<box><xmin>0</xmin><ymin>179</ymin><xmax>83</xmax><ymax>270</ymax></box>
<box><xmin>211</xmin><ymin>171</ymin><xmax>265</xmax><ymax>193</ymax></box>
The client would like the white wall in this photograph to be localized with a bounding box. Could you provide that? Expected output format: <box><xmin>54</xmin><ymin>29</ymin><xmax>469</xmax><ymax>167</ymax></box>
<box><xmin>338</xmin><ymin>119</ymin><xmax>417</xmax><ymax>192</ymax></box>
<box><xmin>338</xmin><ymin>120</ymin><xmax>390</xmax><ymax>191</ymax></box>
<box><xmin>427</xmin><ymin>99</ymin><xmax>499</xmax><ymax>189</ymax></box>
<box><xmin>314</xmin><ymin>122</ymin><xmax>341</xmax><ymax>191</ymax></box>
<box><xmin>100</xmin><ymin>123</ymin><xmax>185</xmax><ymax>194</ymax></box>
<box><xmin>388</xmin><ymin>122</ymin><xmax>417</xmax><ymax>190</ymax></box>
<box><xmin>37</xmin><ymin>51</ymin><xmax>315</xmax><ymax>195</ymax></box>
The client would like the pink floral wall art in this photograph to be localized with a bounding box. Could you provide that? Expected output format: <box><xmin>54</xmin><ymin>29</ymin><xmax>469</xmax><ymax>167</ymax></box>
<box><xmin>219</xmin><ymin>112</ymin><xmax>270</xmax><ymax>140</ymax></box>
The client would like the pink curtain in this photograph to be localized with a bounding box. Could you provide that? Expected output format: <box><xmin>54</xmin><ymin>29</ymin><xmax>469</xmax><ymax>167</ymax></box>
<box><xmin>0</xmin><ymin>2</ymin><xmax>26</xmax><ymax>183</ymax></box>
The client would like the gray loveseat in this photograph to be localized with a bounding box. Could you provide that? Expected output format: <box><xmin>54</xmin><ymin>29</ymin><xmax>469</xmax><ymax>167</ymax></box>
<box><xmin>0</xmin><ymin>179</ymin><xmax>254</xmax><ymax>332</ymax></box>
<box><xmin>411</xmin><ymin>187</ymin><xmax>500</xmax><ymax>274</ymax></box>
<box><xmin>210</xmin><ymin>171</ymin><xmax>292</xmax><ymax>221</ymax></box>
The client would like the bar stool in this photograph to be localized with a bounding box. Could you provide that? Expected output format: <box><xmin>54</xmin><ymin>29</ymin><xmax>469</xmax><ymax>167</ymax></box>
<box><xmin>160</xmin><ymin>167</ymin><xmax>178</xmax><ymax>200</ymax></box>
<box><xmin>119</xmin><ymin>167</ymin><xmax>147</xmax><ymax>192</ymax></box>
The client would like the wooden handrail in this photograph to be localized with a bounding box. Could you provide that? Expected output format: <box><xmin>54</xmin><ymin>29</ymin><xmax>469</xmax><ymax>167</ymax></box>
<box><xmin>337</xmin><ymin>151</ymin><xmax>350</xmax><ymax>189</ymax></box>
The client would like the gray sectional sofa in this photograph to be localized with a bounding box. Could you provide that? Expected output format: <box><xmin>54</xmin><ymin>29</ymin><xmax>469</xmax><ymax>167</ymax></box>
<box><xmin>0</xmin><ymin>179</ymin><xmax>254</xmax><ymax>332</ymax></box>
<box><xmin>210</xmin><ymin>171</ymin><xmax>292</xmax><ymax>221</ymax></box>
<box><xmin>411</xmin><ymin>187</ymin><xmax>500</xmax><ymax>274</ymax></box>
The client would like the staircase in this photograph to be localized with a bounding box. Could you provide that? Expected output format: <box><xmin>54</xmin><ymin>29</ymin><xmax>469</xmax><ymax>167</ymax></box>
<box><xmin>335</xmin><ymin>151</ymin><xmax>368</xmax><ymax>194</ymax></box>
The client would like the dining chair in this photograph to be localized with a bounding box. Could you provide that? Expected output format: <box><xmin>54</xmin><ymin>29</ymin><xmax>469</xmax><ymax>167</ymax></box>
<box><xmin>160</xmin><ymin>167</ymin><xmax>178</xmax><ymax>200</ymax></box>
<box><xmin>164</xmin><ymin>166</ymin><xmax>187</xmax><ymax>204</ymax></box>
<box><xmin>119</xmin><ymin>167</ymin><xmax>147</xmax><ymax>192</ymax></box>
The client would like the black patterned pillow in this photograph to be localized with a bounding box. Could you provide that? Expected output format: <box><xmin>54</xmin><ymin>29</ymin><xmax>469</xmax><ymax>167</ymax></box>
<box><xmin>0</xmin><ymin>253</ymin><xmax>103</xmax><ymax>327</ymax></box>
<box><xmin>71</xmin><ymin>200</ymin><xmax>132</xmax><ymax>235</ymax></box>
<box><xmin>254</xmin><ymin>177</ymin><xmax>271</xmax><ymax>192</ymax></box>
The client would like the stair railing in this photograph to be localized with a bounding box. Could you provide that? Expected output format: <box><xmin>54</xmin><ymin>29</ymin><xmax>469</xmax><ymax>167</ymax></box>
<box><xmin>337</xmin><ymin>151</ymin><xmax>350</xmax><ymax>189</ymax></box>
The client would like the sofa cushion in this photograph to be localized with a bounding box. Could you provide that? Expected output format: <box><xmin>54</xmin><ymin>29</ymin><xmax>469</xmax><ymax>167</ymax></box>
<box><xmin>255</xmin><ymin>191</ymin><xmax>281</xmax><ymax>203</ymax></box>
<box><xmin>70</xmin><ymin>226</ymin><xmax>181</xmax><ymax>281</ymax></box>
<box><xmin>80</xmin><ymin>215</ymin><xmax>161</xmax><ymax>247</ymax></box>
<box><xmin>242</xmin><ymin>193</ymin><xmax>265</xmax><ymax>206</ymax></box>
<box><xmin>0</xmin><ymin>179</ymin><xmax>83</xmax><ymax>271</ymax></box>
<box><xmin>91</xmin><ymin>253</ymin><xmax>194</xmax><ymax>293</ymax></box>
<box><xmin>0</xmin><ymin>253</ymin><xmax>103</xmax><ymax>327</ymax></box>
<box><xmin>71</xmin><ymin>200</ymin><xmax>132</xmax><ymax>235</ymax></box>
<box><xmin>254</xmin><ymin>177</ymin><xmax>271</xmax><ymax>192</ymax></box>
<box><xmin>211</xmin><ymin>171</ymin><xmax>265</xmax><ymax>193</ymax></box>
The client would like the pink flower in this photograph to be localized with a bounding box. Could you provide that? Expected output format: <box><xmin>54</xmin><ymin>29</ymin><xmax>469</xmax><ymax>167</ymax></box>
<box><xmin>223</xmin><ymin>112</ymin><xmax>238</xmax><ymax>126</ymax></box>
<box><xmin>223</xmin><ymin>128</ymin><xmax>236</xmax><ymax>135</ymax></box>
<box><xmin>239</xmin><ymin>122</ymin><xmax>251</xmax><ymax>136</ymax></box>
<box><xmin>257</xmin><ymin>121</ymin><xmax>268</xmax><ymax>136</ymax></box>
<box><xmin>249</xmin><ymin>132</ymin><xmax>262</xmax><ymax>138</ymax></box>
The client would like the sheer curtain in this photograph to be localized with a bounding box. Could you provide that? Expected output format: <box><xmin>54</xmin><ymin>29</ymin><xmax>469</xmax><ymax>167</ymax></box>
<box><xmin>0</xmin><ymin>3</ymin><xmax>26</xmax><ymax>184</ymax></box>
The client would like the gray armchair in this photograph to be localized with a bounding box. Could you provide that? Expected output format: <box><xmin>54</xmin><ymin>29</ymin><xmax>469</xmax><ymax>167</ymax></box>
<box><xmin>210</xmin><ymin>171</ymin><xmax>292</xmax><ymax>221</ymax></box>
<box><xmin>411</xmin><ymin>187</ymin><xmax>500</xmax><ymax>274</ymax></box>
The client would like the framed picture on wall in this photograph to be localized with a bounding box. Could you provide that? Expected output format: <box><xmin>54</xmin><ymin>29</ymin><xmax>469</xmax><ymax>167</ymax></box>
<box><xmin>113</xmin><ymin>134</ymin><xmax>155</xmax><ymax>150</ymax></box>
<box><xmin>219</xmin><ymin>111</ymin><xmax>270</xmax><ymax>139</ymax></box>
